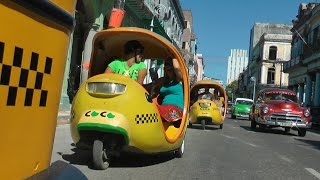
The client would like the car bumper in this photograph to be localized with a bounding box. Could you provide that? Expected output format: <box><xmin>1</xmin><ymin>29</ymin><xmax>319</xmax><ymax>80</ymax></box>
<box><xmin>259</xmin><ymin>114</ymin><xmax>312</xmax><ymax>128</ymax></box>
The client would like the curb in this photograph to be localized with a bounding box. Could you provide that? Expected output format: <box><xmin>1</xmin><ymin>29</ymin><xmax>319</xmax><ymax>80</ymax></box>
<box><xmin>57</xmin><ymin>111</ymin><xmax>70</xmax><ymax>125</ymax></box>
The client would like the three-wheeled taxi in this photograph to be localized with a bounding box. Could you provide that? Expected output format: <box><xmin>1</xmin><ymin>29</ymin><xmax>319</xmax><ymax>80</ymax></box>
<box><xmin>189</xmin><ymin>80</ymin><xmax>227</xmax><ymax>130</ymax></box>
<box><xmin>70</xmin><ymin>27</ymin><xmax>190</xmax><ymax>169</ymax></box>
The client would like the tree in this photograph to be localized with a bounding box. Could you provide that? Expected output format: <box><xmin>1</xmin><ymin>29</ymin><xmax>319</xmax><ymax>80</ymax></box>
<box><xmin>225</xmin><ymin>80</ymin><xmax>238</xmax><ymax>102</ymax></box>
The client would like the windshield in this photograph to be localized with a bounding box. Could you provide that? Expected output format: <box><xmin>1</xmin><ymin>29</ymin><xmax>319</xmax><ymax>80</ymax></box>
<box><xmin>236</xmin><ymin>100</ymin><xmax>253</xmax><ymax>105</ymax></box>
<box><xmin>264</xmin><ymin>93</ymin><xmax>298</xmax><ymax>102</ymax></box>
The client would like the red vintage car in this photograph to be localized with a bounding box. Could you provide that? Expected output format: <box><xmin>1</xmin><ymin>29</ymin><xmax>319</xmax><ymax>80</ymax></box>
<box><xmin>250</xmin><ymin>88</ymin><xmax>311</xmax><ymax>137</ymax></box>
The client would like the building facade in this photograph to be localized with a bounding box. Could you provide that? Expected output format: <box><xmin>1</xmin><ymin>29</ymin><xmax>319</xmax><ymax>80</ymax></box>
<box><xmin>182</xmin><ymin>10</ymin><xmax>198</xmax><ymax>86</ymax></box>
<box><xmin>227</xmin><ymin>49</ymin><xmax>248</xmax><ymax>85</ymax></box>
<box><xmin>243</xmin><ymin>23</ymin><xmax>292</xmax><ymax>99</ymax></box>
<box><xmin>283</xmin><ymin>3</ymin><xmax>320</xmax><ymax>124</ymax></box>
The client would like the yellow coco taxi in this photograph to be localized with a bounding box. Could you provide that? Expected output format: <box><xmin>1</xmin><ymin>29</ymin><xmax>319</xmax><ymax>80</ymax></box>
<box><xmin>0</xmin><ymin>1</ymin><xmax>76</xmax><ymax>179</ymax></box>
<box><xmin>70</xmin><ymin>27</ymin><xmax>190</xmax><ymax>169</ymax></box>
<box><xmin>189</xmin><ymin>80</ymin><xmax>227</xmax><ymax>130</ymax></box>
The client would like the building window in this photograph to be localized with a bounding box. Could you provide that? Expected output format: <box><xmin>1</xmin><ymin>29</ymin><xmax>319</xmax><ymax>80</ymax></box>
<box><xmin>267</xmin><ymin>67</ymin><xmax>275</xmax><ymax>84</ymax></box>
<box><xmin>269</xmin><ymin>46</ymin><xmax>277</xmax><ymax>60</ymax></box>
<box><xmin>182</xmin><ymin>42</ymin><xmax>186</xmax><ymax>49</ymax></box>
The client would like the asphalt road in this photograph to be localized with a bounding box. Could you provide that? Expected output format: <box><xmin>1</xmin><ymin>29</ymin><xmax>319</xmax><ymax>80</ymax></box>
<box><xmin>50</xmin><ymin>116</ymin><xmax>320</xmax><ymax>180</ymax></box>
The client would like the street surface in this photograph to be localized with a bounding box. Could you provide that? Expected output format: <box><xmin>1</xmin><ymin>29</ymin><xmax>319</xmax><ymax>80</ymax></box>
<box><xmin>50</xmin><ymin>116</ymin><xmax>320</xmax><ymax>180</ymax></box>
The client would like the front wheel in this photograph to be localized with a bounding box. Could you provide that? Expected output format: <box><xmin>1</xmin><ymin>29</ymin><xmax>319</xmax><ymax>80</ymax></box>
<box><xmin>250</xmin><ymin>118</ymin><xmax>257</xmax><ymax>130</ymax></box>
<box><xmin>93</xmin><ymin>140</ymin><xmax>110</xmax><ymax>170</ymax></box>
<box><xmin>201</xmin><ymin>119</ymin><xmax>206</xmax><ymax>130</ymax></box>
<box><xmin>298</xmin><ymin>128</ymin><xmax>307</xmax><ymax>137</ymax></box>
<box><xmin>174</xmin><ymin>139</ymin><xmax>185</xmax><ymax>158</ymax></box>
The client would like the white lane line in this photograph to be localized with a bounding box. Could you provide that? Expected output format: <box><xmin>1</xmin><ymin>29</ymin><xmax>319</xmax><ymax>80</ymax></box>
<box><xmin>222</xmin><ymin>134</ymin><xmax>235</xmax><ymax>139</ymax></box>
<box><xmin>277</xmin><ymin>154</ymin><xmax>293</xmax><ymax>163</ymax></box>
<box><xmin>221</xmin><ymin>134</ymin><xmax>258</xmax><ymax>147</ymax></box>
<box><xmin>305</xmin><ymin>168</ymin><xmax>320</xmax><ymax>179</ymax></box>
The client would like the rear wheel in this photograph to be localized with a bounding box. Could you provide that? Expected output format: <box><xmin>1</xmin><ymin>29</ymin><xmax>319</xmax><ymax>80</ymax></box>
<box><xmin>298</xmin><ymin>128</ymin><xmax>306</xmax><ymax>137</ymax></box>
<box><xmin>250</xmin><ymin>118</ymin><xmax>257</xmax><ymax>130</ymax></box>
<box><xmin>201</xmin><ymin>119</ymin><xmax>206</xmax><ymax>130</ymax></box>
<box><xmin>174</xmin><ymin>139</ymin><xmax>185</xmax><ymax>158</ymax></box>
<box><xmin>93</xmin><ymin>140</ymin><xmax>110</xmax><ymax>170</ymax></box>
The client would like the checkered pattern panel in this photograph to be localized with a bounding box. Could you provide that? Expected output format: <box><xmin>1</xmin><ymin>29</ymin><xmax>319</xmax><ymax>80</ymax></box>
<box><xmin>135</xmin><ymin>113</ymin><xmax>159</xmax><ymax>124</ymax></box>
<box><xmin>0</xmin><ymin>41</ymin><xmax>52</xmax><ymax>107</ymax></box>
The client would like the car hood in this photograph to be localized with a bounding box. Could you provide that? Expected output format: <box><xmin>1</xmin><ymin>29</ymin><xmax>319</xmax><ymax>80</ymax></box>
<box><xmin>234</xmin><ymin>104</ymin><xmax>251</xmax><ymax>111</ymax></box>
<box><xmin>267</xmin><ymin>100</ymin><xmax>301</xmax><ymax>112</ymax></box>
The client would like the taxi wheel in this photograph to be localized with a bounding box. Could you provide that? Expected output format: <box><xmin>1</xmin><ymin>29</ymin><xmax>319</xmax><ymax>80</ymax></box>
<box><xmin>93</xmin><ymin>140</ymin><xmax>110</xmax><ymax>170</ymax></box>
<box><xmin>219</xmin><ymin>124</ymin><xmax>223</xmax><ymax>129</ymax></box>
<box><xmin>175</xmin><ymin>139</ymin><xmax>185</xmax><ymax>158</ymax></box>
<box><xmin>298</xmin><ymin>128</ymin><xmax>306</xmax><ymax>137</ymax></box>
<box><xmin>284</xmin><ymin>127</ymin><xmax>290</xmax><ymax>134</ymax></box>
<box><xmin>250</xmin><ymin>119</ymin><xmax>257</xmax><ymax>130</ymax></box>
<box><xmin>201</xmin><ymin>120</ymin><xmax>206</xmax><ymax>130</ymax></box>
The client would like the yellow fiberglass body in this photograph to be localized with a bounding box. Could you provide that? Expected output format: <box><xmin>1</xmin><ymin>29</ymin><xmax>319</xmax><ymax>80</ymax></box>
<box><xmin>189</xmin><ymin>80</ymin><xmax>227</xmax><ymax>130</ymax></box>
<box><xmin>0</xmin><ymin>1</ymin><xmax>76</xmax><ymax>179</ymax></box>
<box><xmin>70</xmin><ymin>27</ymin><xmax>189</xmax><ymax>170</ymax></box>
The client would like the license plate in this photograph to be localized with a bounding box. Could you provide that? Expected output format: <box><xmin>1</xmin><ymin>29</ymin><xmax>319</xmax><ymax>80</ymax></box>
<box><xmin>277</xmin><ymin>122</ymin><xmax>291</xmax><ymax>126</ymax></box>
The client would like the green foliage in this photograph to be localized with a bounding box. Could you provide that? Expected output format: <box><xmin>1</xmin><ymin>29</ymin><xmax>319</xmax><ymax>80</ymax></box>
<box><xmin>225</xmin><ymin>80</ymin><xmax>239</xmax><ymax>102</ymax></box>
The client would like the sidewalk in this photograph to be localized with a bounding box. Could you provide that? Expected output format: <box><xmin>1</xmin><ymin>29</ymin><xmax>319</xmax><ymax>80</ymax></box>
<box><xmin>57</xmin><ymin>110</ymin><xmax>70</xmax><ymax>125</ymax></box>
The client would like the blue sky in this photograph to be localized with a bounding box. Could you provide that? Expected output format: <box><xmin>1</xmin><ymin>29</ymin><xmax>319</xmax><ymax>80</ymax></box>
<box><xmin>180</xmin><ymin>0</ymin><xmax>312</xmax><ymax>85</ymax></box>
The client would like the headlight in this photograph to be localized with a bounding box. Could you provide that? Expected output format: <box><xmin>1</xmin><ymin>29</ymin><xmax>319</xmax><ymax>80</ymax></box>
<box><xmin>86</xmin><ymin>82</ymin><xmax>126</xmax><ymax>95</ymax></box>
<box><xmin>262</xmin><ymin>106</ymin><xmax>269</xmax><ymax>114</ymax></box>
<box><xmin>199</xmin><ymin>102</ymin><xmax>211</xmax><ymax>108</ymax></box>
<box><xmin>304</xmin><ymin>109</ymin><xmax>310</xmax><ymax>117</ymax></box>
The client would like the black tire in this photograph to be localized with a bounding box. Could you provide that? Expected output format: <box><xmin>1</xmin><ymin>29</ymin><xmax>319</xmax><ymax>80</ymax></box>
<box><xmin>298</xmin><ymin>128</ymin><xmax>306</xmax><ymax>137</ymax></box>
<box><xmin>284</xmin><ymin>127</ymin><xmax>290</xmax><ymax>134</ymax></box>
<box><xmin>250</xmin><ymin>119</ymin><xmax>257</xmax><ymax>130</ymax></box>
<box><xmin>259</xmin><ymin>124</ymin><xmax>266</xmax><ymax>131</ymax></box>
<box><xmin>231</xmin><ymin>114</ymin><xmax>236</xmax><ymax>119</ymax></box>
<box><xmin>201</xmin><ymin>119</ymin><xmax>206</xmax><ymax>130</ymax></box>
<box><xmin>219</xmin><ymin>124</ymin><xmax>223</xmax><ymax>129</ymax></box>
<box><xmin>175</xmin><ymin>139</ymin><xmax>185</xmax><ymax>158</ymax></box>
<box><xmin>93</xmin><ymin>140</ymin><xmax>110</xmax><ymax>170</ymax></box>
<box><xmin>188</xmin><ymin>122</ymin><xmax>193</xmax><ymax>128</ymax></box>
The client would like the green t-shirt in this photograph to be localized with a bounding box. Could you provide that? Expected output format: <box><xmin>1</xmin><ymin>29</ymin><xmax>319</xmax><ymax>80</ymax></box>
<box><xmin>108</xmin><ymin>59</ymin><xmax>146</xmax><ymax>81</ymax></box>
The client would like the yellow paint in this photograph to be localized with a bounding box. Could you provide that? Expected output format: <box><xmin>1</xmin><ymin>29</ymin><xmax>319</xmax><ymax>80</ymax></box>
<box><xmin>0</xmin><ymin>1</ymin><xmax>76</xmax><ymax>179</ymax></box>
<box><xmin>189</xmin><ymin>80</ymin><xmax>227</xmax><ymax>126</ymax></box>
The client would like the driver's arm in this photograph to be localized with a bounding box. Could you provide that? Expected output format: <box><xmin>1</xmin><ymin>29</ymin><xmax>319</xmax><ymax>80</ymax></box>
<box><xmin>137</xmin><ymin>68</ymin><xmax>147</xmax><ymax>85</ymax></box>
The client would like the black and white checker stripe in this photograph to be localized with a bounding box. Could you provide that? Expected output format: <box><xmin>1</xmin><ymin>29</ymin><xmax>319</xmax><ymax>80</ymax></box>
<box><xmin>0</xmin><ymin>41</ymin><xmax>52</xmax><ymax>107</ymax></box>
<box><xmin>135</xmin><ymin>113</ymin><xmax>159</xmax><ymax>124</ymax></box>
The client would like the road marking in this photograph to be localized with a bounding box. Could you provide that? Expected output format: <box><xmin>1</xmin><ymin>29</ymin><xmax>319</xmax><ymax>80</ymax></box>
<box><xmin>276</xmin><ymin>154</ymin><xmax>293</xmax><ymax>163</ymax></box>
<box><xmin>305</xmin><ymin>168</ymin><xmax>320</xmax><ymax>179</ymax></box>
<box><xmin>221</xmin><ymin>134</ymin><xmax>258</xmax><ymax>147</ymax></box>
<box><xmin>222</xmin><ymin>134</ymin><xmax>235</xmax><ymax>139</ymax></box>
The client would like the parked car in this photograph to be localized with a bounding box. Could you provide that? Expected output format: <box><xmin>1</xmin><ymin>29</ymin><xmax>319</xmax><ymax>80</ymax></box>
<box><xmin>250</xmin><ymin>88</ymin><xmax>311</xmax><ymax>137</ymax></box>
<box><xmin>227</xmin><ymin>102</ymin><xmax>234</xmax><ymax>114</ymax></box>
<box><xmin>231</xmin><ymin>98</ymin><xmax>253</xmax><ymax>119</ymax></box>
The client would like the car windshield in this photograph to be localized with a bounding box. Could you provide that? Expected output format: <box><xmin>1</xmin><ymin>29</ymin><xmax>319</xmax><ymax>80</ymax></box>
<box><xmin>264</xmin><ymin>93</ymin><xmax>298</xmax><ymax>102</ymax></box>
<box><xmin>236</xmin><ymin>100</ymin><xmax>253</xmax><ymax>105</ymax></box>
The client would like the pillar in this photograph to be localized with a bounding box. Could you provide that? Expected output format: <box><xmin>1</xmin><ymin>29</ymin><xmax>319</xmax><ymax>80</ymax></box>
<box><xmin>298</xmin><ymin>83</ymin><xmax>305</xmax><ymax>104</ymax></box>
<box><xmin>314</xmin><ymin>72</ymin><xmax>320</xmax><ymax>106</ymax></box>
<box><xmin>305</xmin><ymin>75</ymin><xmax>312</xmax><ymax>107</ymax></box>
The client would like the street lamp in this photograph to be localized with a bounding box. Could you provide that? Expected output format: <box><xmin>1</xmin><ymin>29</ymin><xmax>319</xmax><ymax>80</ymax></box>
<box><xmin>250</xmin><ymin>77</ymin><xmax>256</xmax><ymax>101</ymax></box>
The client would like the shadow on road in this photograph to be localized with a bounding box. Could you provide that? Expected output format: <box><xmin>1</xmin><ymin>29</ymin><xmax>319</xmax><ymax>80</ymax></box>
<box><xmin>239</xmin><ymin>125</ymin><xmax>298</xmax><ymax>136</ymax></box>
<box><xmin>27</xmin><ymin>160</ymin><xmax>88</xmax><ymax>180</ymax></box>
<box><xmin>294</xmin><ymin>138</ymin><xmax>320</xmax><ymax>151</ymax></box>
<box><xmin>61</xmin><ymin>147</ymin><xmax>175</xmax><ymax>169</ymax></box>
<box><xmin>188</xmin><ymin>124</ymin><xmax>221</xmax><ymax>130</ymax></box>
